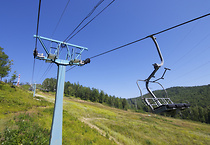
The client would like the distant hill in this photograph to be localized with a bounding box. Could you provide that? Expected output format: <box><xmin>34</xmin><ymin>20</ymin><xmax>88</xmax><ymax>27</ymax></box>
<box><xmin>128</xmin><ymin>85</ymin><xmax>210</xmax><ymax>124</ymax></box>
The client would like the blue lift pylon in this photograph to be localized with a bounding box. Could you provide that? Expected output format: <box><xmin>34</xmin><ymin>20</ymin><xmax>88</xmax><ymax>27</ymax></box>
<box><xmin>33</xmin><ymin>83</ymin><xmax>36</xmax><ymax>97</ymax></box>
<box><xmin>33</xmin><ymin>35</ymin><xmax>90</xmax><ymax>145</ymax></box>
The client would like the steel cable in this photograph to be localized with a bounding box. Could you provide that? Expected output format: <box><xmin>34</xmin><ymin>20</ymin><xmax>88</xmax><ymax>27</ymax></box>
<box><xmin>32</xmin><ymin>0</ymin><xmax>42</xmax><ymax>84</ymax></box>
<box><xmin>89</xmin><ymin>12</ymin><xmax>210</xmax><ymax>59</ymax></box>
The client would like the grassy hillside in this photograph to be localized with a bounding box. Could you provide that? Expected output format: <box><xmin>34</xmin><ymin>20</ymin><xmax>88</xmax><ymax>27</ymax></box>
<box><xmin>1</xmin><ymin>82</ymin><xmax>210</xmax><ymax>144</ymax></box>
<box><xmin>0</xmin><ymin>83</ymin><xmax>115</xmax><ymax>144</ymax></box>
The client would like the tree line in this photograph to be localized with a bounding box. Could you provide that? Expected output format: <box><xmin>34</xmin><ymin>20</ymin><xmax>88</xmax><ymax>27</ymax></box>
<box><xmin>42</xmin><ymin>78</ymin><xmax>129</xmax><ymax>110</ymax></box>
<box><xmin>128</xmin><ymin>85</ymin><xmax>210</xmax><ymax>124</ymax></box>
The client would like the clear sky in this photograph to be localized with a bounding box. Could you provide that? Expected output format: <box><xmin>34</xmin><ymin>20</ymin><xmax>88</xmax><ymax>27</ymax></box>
<box><xmin>1</xmin><ymin>0</ymin><xmax>210</xmax><ymax>99</ymax></box>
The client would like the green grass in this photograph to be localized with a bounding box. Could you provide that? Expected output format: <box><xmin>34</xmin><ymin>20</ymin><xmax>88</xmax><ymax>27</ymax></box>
<box><xmin>0</xmin><ymin>83</ymin><xmax>116</xmax><ymax>145</ymax></box>
<box><xmin>45</xmin><ymin>93</ymin><xmax>210</xmax><ymax>145</ymax></box>
<box><xmin>0</xmin><ymin>82</ymin><xmax>210</xmax><ymax>144</ymax></box>
<box><xmin>0</xmin><ymin>113</ymin><xmax>50</xmax><ymax>144</ymax></box>
<box><xmin>0</xmin><ymin>82</ymin><xmax>51</xmax><ymax>118</ymax></box>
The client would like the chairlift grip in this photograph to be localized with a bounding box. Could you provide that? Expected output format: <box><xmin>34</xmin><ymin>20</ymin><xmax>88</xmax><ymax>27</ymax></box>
<box><xmin>150</xmin><ymin>35</ymin><xmax>164</xmax><ymax>67</ymax></box>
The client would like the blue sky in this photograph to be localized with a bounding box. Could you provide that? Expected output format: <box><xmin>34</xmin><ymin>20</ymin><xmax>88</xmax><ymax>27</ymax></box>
<box><xmin>1</xmin><ymin>0</ymin><xmax>210</xmax><ymax>98</ymax></box>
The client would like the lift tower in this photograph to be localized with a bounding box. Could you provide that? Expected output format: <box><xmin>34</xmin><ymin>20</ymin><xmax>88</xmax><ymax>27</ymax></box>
<box><xmin>34</xmin><ymin>35</ymin><xmax>90</xmax><ymax>145</ymax></box>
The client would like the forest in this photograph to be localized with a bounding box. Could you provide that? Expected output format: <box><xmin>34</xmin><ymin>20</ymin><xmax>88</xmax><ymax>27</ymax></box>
<box><xmin>41</xmin><ymin>78</ymin><xmax>129</xmax><ymax>110</ymax></box>
<box><xmin>128</xmin><ymin>85</ymin><xmax>210</xmax><ymax>124</ymax></box>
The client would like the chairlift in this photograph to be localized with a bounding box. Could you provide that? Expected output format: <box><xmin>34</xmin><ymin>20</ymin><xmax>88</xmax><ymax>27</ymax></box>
<box><xmin>136</xmin><ymin>35</ymin><xmax>190</xmax><ymax>115</ymax></box>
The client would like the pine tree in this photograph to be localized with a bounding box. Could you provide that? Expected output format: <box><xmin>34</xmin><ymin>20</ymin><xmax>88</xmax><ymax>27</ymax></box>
<box><xmin>0</xmin><ymin>47</ymin><xmax>13</xmax><ymax>81</ymax></box>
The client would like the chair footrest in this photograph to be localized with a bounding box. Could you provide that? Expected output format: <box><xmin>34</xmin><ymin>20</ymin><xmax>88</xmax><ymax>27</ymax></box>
<box><xmin>153</xmin><ymin>103</ymin><xmax>190</xmax><ymax>114</ymax></box>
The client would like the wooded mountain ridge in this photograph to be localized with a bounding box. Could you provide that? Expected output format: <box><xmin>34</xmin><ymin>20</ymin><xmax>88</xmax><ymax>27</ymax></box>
<box><xmin>128</xmin><ymin>84</ymin><xmax>210</xmax><ymax>124</ymax></box>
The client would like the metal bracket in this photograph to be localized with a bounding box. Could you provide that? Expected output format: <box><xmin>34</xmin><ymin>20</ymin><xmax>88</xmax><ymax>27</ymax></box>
<box><xmin>34</xmin><ymin>35</ymin><xmax>88</xmax><ymax>66</ymax></box>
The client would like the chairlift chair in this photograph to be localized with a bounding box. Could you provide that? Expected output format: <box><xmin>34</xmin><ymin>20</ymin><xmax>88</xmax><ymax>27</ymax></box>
<box><xmin>136</xmin><ymin>36</ymin><xmax>190</xmax><ymax>115</ymax></box>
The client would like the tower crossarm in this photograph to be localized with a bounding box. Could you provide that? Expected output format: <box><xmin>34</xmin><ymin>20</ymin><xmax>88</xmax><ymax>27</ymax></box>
<box><xmin>33</xmin><ymin>35</ymin><xmax>89</xmax><ymax>66</ymax></box>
